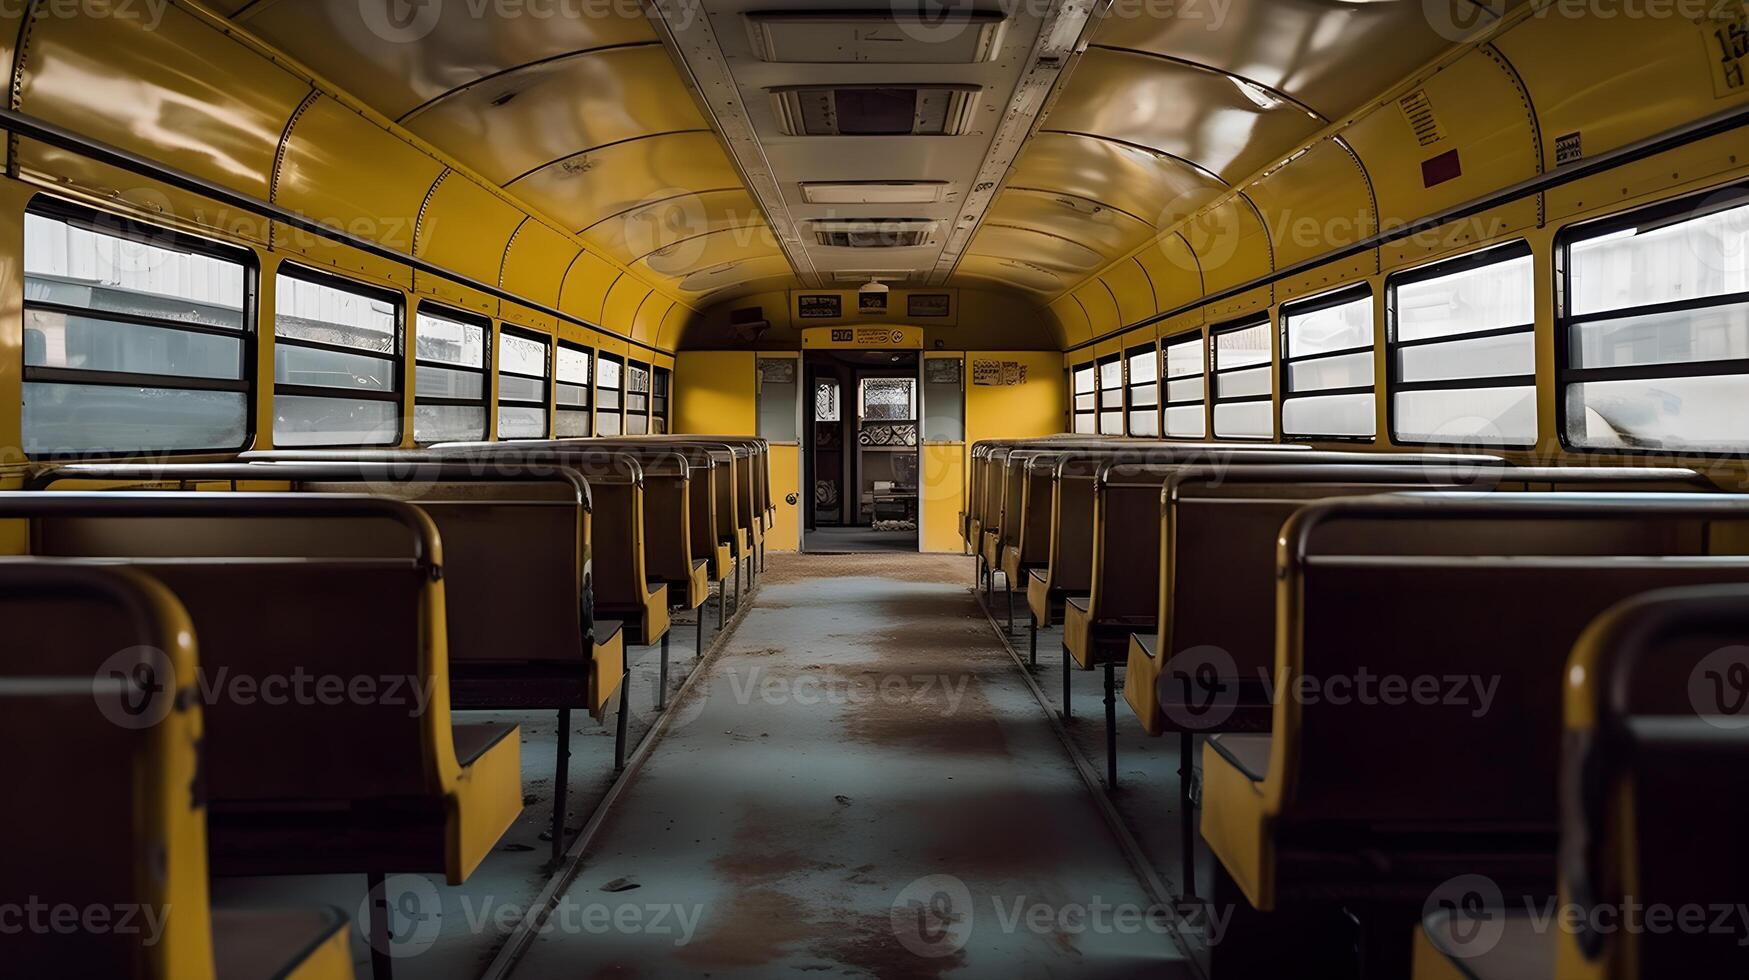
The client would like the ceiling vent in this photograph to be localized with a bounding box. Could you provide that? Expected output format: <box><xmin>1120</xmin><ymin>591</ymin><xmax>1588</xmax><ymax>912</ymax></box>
<box><xmin>809</xmin><ymin>218</ymin><xmax>938</xmax><ymax>248</ymax></box>
<box><xmin>771</xmin><ymin>85</ymin><xmax>981</xmax><ymax>136</ymax></box>
<box><xmin>800</xmin><ymin>181</ymin><xmax>948</xmax><ymax>205</ymax></box>
<box><xmin>745</xmin><ymin>9</ymin><xmax>1007</xmax><ymax>64</ymax></box>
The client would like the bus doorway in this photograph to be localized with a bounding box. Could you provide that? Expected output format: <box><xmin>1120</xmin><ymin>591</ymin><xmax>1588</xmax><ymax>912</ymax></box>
<box><xmin>802</xmin><ymin>349</ymin><xmax>920</xmax><ymax>553</ymax></box>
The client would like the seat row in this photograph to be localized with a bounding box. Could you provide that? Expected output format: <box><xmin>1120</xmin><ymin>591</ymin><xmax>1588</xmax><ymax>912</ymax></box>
<box><xmin>965</xmin><ymin>436</ymin><xmax>1749</xmax><ymax>977</ymax></box>
<box><xmin>5</xmin><ymin>435</ymin><xmax>773</xmax><ymax>979</ymax></box>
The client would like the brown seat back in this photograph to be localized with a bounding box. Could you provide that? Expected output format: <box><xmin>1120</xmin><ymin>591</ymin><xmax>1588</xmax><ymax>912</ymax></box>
<box><xmin>0</xmin><ymin>561</ymin><xmax>210</xmax><ymax>979</ymax></box>
<box><xmin>1278</xmin><ymin>495</ymin><xmax>1749</xmax><ymax>838</ymax></box>
<box><xmin>11</xmin><ymin>493</ymin><xmax>450</xmax><ymax>809</ymax></box>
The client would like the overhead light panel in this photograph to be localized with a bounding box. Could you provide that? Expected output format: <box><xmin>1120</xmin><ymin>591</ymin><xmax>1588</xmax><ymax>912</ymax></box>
<box><xmin>745</xmin><ymin>9</ymin><xmax>1007</xmax><ymax>64</ymax></box>
<box><xmin>800</xmin><ymin>181</ymin><xmax>948</xmax><ymax>205</ymax></box>
<box><xmin>809</xmin><ymin>218</ymin><xmax>939</xmax><ymax>248</ymax></box>
<box><xmin>771</xmin><ymin>85</ymin><xmax>982</xmax><ymax>136</ymax></box>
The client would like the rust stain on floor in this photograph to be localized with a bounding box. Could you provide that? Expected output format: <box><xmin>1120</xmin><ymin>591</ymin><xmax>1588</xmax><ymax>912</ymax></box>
<box><xmin>512</xmin><ymin>553</ymin><xmax>1187</xmax><ymax>979</ymax></box>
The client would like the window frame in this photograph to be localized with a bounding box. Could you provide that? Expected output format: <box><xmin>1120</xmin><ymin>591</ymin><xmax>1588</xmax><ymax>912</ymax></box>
<box><xmin>1385</xmin><ymin>239</ymin><xmax>1537</xmax><ymax>448</ymax></box>
<box><xmin>1070</xmin><ymin>361</ymin><xmax>1097</xmax><ymax>434</ymax></box>
<box><xmin>22</xmin><ymin>197</ymin><xmax>259</xmax><ymax>458</ymax></box>
<box><xmin>1210</xmin><ymin>315</ymin><xmax>1275</xmax><ymax>441</ymax></box>
<box><xmin>495</xmin><ymin>324</ymin><xmax>552</xmax><ymax>440</ymax></box>
<box><xmin>272</xmin><ymin>262</ymin><xmax>404</xmax><ymax>448</ymax></box>
<box><xmin>1095</xmin><ymin>353</ymin><xmax>1125</xmax><ymax>435</ymax></box>
<box><xmin>555</xmin><ymin>340</ymin><xmax>593</xmax><ymax>438</ymax></box>
<box><xmin>652</xmin><ymin>365</ymin><xmax>671</xmax><ymax>434</ymax></box>
<box><xmin>1123</xmin><ymin>341</ymin><xmax>1159</xmax><ymax>437</ymax></box>
<box><xmin>596</xmin><ymin>351</ymin><xmax>625</xmax><ymax>435</ymax></box>
<box><xmin>1161</xmin><ymin>329</ymin><xmax>1207</xmax><ymax>439</ymax></box>
<box><xmin>411</xmin><ymin>301</ymin><xmax>490</xmax><ymax>445</ymax></box>
<box><xmin>1554</xmin><ymin>185</ymin><xmax>1749</xmax><ymax>458</ymax></box>
<box><xmin>1279</xmin><ymin>283</ymin><xmax>1377</xmax><ymax>442</ymax></box>
<box><xmin>625</xmin><ymin>358</ymin><xmax>652</xmax><ymax>435</ymax></box>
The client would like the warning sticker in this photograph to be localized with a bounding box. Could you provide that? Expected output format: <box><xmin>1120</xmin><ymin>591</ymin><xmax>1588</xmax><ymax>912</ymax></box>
<box><xmin>1703</xmin><ymin>5</ymin><xmax>1749</xmax><ymax>97</ymax></box>
<box><xmin>1398</xmin><ymin>90</ymin><xmax>1445</xmax><ymax>148</ymax></box>
<box><xmin>1555</xmin><ymin>132</ymin><xmax>1583</xmax><ymax>166</ymax></box>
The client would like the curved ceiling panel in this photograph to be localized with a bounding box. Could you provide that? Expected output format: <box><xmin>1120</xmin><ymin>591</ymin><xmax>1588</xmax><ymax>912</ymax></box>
<box><xmin>1238</xmin><ymin>137</ymin><xmax>1374</xmax><ymax>271</ymax></box>
<box><xmin>512</xmin><ymin>132</ymin><xmax>744</xmax><ymax>235</ymax></box>
<box><xmin>956</xmin><ymin>256</ymin><xmax>1068</xmax><ymax>295</ymax></box>
<box><xmin>635</xmin><ymin>227</ymin><xmax>786</xmax><ymax>281</ymax></box>
<box><xmin>236</xmin><ymin>0</ymin><xmax>658</xmax><ymax>121</ymax></box>
<box><xmin>1005</xmin><ymin>132</ymin><xmax>1228</xmax><ymax>231</ymax></box>
<box><xmin>399</xmin><ymin>45</ymin><xmax>708</xmax><ymax>186</ymax></box>
<box><xmin>583</xmin><ymin>189</ymin><xmax>772</xmax><ymax>266</ymax></box>
<box><xmin>1088</xmin><ymin>1</ymin><xmax>1471</xmax><ymax>120</ymax></box>
<box><xmin>1043</xmin><ymin>47</ymin><xmax>1325</xmax><ymax>184</ymax></box>
<box><xmin>969</xmin><ymin>225</ymin><xmax>1108</xmax><ymax>278</ymax></box>
<box><xmin>979</xmin><ymin>188</ymin><xmax>1159</xmax><ymax>267</ymax></box>
<box><xmin>674</xmin><ymin>255</ymin><xmax>797</xmax><ymax>296</ymax></box>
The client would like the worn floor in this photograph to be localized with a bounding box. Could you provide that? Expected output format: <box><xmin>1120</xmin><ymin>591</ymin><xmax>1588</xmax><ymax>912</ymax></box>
<box><xmin>511</xmin><ymin>553</ymin><xmax>1188</xmax><ymax>978</ymax></box>
<box><xmin>803</xmin><ymin>525</ymin><xmax>919</xmax><ymax>553</ymax></box>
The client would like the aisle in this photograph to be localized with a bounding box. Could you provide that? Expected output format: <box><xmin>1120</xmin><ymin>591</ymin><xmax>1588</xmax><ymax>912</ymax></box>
<box><xmin>512</xmin><ymin>553</ymin><xmax>1189</xmax><ymax>978</ymax></box>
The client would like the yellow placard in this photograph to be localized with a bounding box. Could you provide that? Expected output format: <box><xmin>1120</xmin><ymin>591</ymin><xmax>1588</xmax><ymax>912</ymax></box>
<box><xmin>802</xmin><ymin>326</ymin><xmax>924</xmax><ymax>349</ymax></box>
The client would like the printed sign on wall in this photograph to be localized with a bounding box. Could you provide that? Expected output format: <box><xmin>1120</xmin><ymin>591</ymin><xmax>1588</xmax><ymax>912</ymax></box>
<box><xmin>972</xmin><ymin>359</ymin><xmax>1028</xmax><ymax>386</ymax></box>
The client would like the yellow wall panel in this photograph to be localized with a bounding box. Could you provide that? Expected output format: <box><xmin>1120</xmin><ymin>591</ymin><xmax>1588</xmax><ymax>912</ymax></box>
<box><xmin>1101</xmin><ymin>259</ymin><xmax>1157</xmax><ymax>329</ymax></box>
<box><xmin>1344</xmin><ymin>48</ymin><xmax>1540</xmax><ymax>241</ymax></box>
<box><xmin>1134</xmin><ymin>232</ymin><xmax>1202</xmax><ymax>314</ymax></box>
<box><xmin>674</xmin><ymin>350</ymin><xmax>756</xmax><ymax>435</ymax></box>
<box><xmin>559</xmin><ymin>250</ymin><xmax>621</xmax><ymax>326</ymax></box>
<box><xmin>634</xmin><ymin>298</ymin><xmax>674</xmax><ymax>348</ymax></box>
<box><xmin>768</xmin><ymin>444</ymin><xmax>801</xmax><ymax>552</ymax></box>
<box><xmin>1240</xmin><ymin>137</ymin><xmax>1376</xmax><ymax>271</ymax></box>
<box><xmin>1075</xmin><ymin>281</ymin><xmax>1122</xmax><ymax>339</ymax></box>
<box><xmin>1187</xmin><ymin>197</ymin><xmax>1274</xmax><ymax>299</ymax></box>
<box><xmin>921</xmin><ymin>443</ymin><xmax>965</xmax><ymax>554</ymax></box>
<box><xmin>601</xmin><ymin>277</ymin><xmax>653</xmax><ymax>337</ymax></box>
<box><xmin>1049</xmin><ymin>295</ymin><xmax>1093</xmax><ymax>347</ymax></box>
<box><xmin>416</xmin><ymin>173</ymin><xmax>526</xmax><ymax>287</ymax></box>
<box><xmin>501</xmin><ymin>220</ymin><xmax>580</xmax><ymax>311</ymax></box>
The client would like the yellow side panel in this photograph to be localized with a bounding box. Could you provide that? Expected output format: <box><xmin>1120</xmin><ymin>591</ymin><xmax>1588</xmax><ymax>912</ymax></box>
<box><xmin>921</xmin><ymin>443</ymin><xmax>965</xmax><ymax>554</ymax></box>
<box><xmin>1135</xmin><ymin>232</ymin><xmax>1203</xmax><ymax>314</ymax></box>
<box><xmin>417</xmin><ymin>174</ymin><xmax>526</xmax><ymax>289</ymax></box>
<box><xmin>1101</xmin><ymin>259</ymin><xmax>1157</xmax><ymax>329</ymax></box>
<box><xmin>674</xmin><ymin>351</ymin><xmax>756</xmax><ymax>435</ymax></box>
<box><xmin>1049</xmin><ymin>295</ymin><xmax>1093</xmax><ymax>347</ymax></box>
<box><xmin>601</xmin><ymin>278</ymin><xmax>652</xmax><ymax>337</ymax></box>
<box><xmin>634</xmin><ymin>298</ymin><xmax>674</xmax><ymax>349</ymax></box>
<box><xmin>1075</xmin><ymin>281</ymin><xmax>1122</xmax><ymax>339</ymax></box>
<box><xmin>17</xmin><ymin>4</ymin><xmax>306</xmax><ymax>204</ymax></box>
<box><xmin>412</xmin><ymin>276</ymin><xmax>496</xmax><ymax>324</ymax></box>
<box><xmin>1343</xmin><ymin>48</ymin><xmax>1541</xmax><ymax>251</ymax></box>
<box><xmin>1186</xmin><ymin>197</ymin><xmax>1273</xmax><ymax>298</ymax></box>
<box><xmin>1240</xmin><ymin>137</ymin><xmax>1375</xmax><ymax>271</ymax></box>
<box><xmin>0</xmin><ymin>180</ymin><xmax>33</xmax><ymax>488</ymax></box>
<box><xmin>658</xmin><ymin>303</ymin><xmax>693</xmax><ymax>350</ymax></box>
<box><xmin>767</xmin><ymin>444</ymin><xmax>801</xmax><ymax>552</ymax></box>
<box><xmin>502</xmin><ymin>220</ymin><xmax>580</xmax><ymax>310</ymax></box>
<box><xmin>558</xmin><ymin>250</ymin><xmax>621</xmax><ymax>325</ymax></box>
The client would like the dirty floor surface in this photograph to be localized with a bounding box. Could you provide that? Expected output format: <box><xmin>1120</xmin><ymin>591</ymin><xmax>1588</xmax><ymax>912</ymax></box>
<box><xmin>512</xmin><ymin>553</ymin><xmax>1189</xmax><ymax>978</ymax></box>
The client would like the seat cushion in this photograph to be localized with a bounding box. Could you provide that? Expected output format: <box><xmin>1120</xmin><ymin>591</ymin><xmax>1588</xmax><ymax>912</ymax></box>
<box><xmin>1208</xmin><ymin>733</ymin><xmax>1271</xmax><ymax>783</ymax></box>
<box><xmin>212</xmin><ymin>906</ymin><xmax>351</xmax><ymax>980</ymax></box>
<box><xmin>1414</xmin><ymin>909</ymin><xmax>1552</xmax><ymax>980</ymax></box>
<box><xmin>453</xmin><ymin>722</ymin><xmax>517</xmax><ymax>768</ymax></box>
